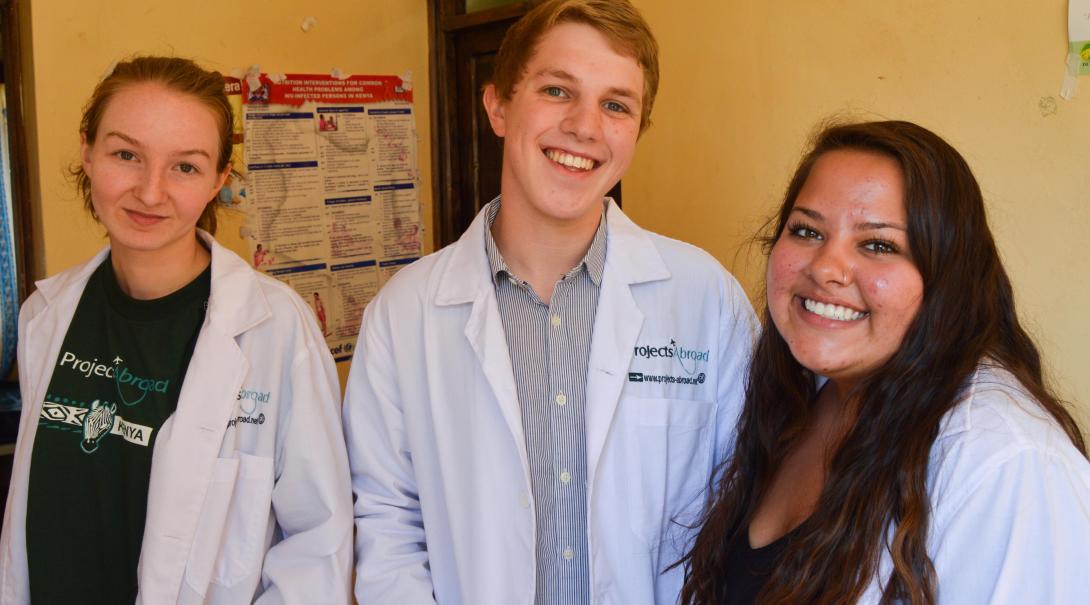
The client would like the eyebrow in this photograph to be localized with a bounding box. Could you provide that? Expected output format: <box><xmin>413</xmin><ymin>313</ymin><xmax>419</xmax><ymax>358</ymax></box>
<box><xmin>533</xmin><ymin>68</ymin><xmax>640</xmax><ymax>103</ymax></box>
<box><xmin>791</xmin><ymin>206</ymin><xmax>907</xmax><ymax>231</ymax></box>
<box><xmin>102</xmin><ymin>131</ymin><xmax>213</xmax><ymax>160</ymax></box>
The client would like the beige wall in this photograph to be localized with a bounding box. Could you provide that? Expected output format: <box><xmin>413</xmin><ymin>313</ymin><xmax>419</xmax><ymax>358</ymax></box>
<box><xmin>624</xmin><ymin>0</ymin><xmax>1090</xmax><ymax>426</ymax></box>
<box><xmin>20</xmin><ymin>0</ymin><xmax>1090</xmax><ymax>425</ymax></box>
<box><xmin>24</xmin><ymin>0</ymin><xmax>431</xmax><ymax>383</ymax></box>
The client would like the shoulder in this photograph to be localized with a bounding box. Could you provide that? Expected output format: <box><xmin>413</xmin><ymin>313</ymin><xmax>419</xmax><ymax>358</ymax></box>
<box><xmin>928</xmin><ymin>364</ymin><xmax>1090</xmax><ymax>520</ymax></box>
<box><xmin>19</xmin><ymin>251</ymin><xmax>108</xmax><ymax>326</ymax></box>
<box><xmin>17</xmin><ymin>288</ymin><xmax>48</xmax><ymax>328</ymax></box>
<box><xmin>364</xmin><ymin>245</ymin><xmax>457</xmax><ymax>317</ymax></box>
<box><xmin>207</xmin><ymin>244</ymin><xmax>324</xmax><ymax>349</ymax></box>
<box><xmin>632</xmin><ymin>227</ymin><xmax>753</xmax><ymax>319</ymax></box>
<box><xmin>642</xmin><ymin>229</ymin><xmax>725</xmax><ymax>272</ymax></box>
<box><xmin>937</xmin><ymin>364</ymin><xmax>1083</xmax><ymax>460</ymax></box>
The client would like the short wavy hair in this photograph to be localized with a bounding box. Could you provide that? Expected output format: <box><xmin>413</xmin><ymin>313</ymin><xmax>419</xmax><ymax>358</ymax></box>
<box><xmin>490</xmin><ymin>0</ymin><xmax>660</xmax><ymax>134</ymax></box>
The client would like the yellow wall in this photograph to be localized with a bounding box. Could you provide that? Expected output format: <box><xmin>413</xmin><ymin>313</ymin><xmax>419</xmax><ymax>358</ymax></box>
<box><xmin>20</xmin><ymin>0</ymin><xmax>1090</xmax><ymax>426</ymax></box>
<box><xmin>24</xmin><ymin>0</ymin><xmax>431</xmax><ymax>384</ymax></box>
<box><xmin>625</xmin><ymin>0</ymin><xmax>1090</xmax><ymax>426</ymax></box>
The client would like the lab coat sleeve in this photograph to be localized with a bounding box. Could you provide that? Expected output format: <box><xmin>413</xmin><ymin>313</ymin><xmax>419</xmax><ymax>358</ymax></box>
<box><xmin>256</xmin><ymin>328</ymin><xmax>354</xmax><ymax>604</ymax></box>
<box><xmin>711</xmin><ymin>272</ymin><xmax>758</xmax><ymax>470</ymax></box>
<box><xmin>342</xmin><ymin>295</ymin><xmax>437</xmax><ymax>603</ymax></box>
<box><xmin>929</xmin><ymin>446</ymin><xmax>1090</xmax><ymax>604</ymax></box>
<box><xmin>0</xmin><ymin>291</ymin><xmax>47</xmax><ymax>603</ymax></box>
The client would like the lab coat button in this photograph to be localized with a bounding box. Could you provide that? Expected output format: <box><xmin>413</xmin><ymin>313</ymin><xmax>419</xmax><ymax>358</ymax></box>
<box><xmin>519</xmin><ymin>490</ymin><xmax>530</xmax><ymax>508</ymax></box>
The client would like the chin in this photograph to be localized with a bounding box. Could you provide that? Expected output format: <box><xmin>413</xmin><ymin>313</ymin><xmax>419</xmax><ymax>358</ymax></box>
<box><xmin>538</xmin><ymin>196</ymin><xmax>604</xmax><ymax>222</ymax></box>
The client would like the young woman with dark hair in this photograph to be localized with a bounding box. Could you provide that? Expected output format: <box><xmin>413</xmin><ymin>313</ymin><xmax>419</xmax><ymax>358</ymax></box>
<box><xmin>679</xmin><ymin>120</ymin><xmax>1090</xmax><ymax>604</ymax></box>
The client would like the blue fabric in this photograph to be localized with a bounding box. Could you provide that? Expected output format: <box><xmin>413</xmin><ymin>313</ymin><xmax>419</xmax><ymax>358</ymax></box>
<box><xmin>0</xmin><ymin>101</ymin><xmax>18</xmax><ymax>378</ymax></box>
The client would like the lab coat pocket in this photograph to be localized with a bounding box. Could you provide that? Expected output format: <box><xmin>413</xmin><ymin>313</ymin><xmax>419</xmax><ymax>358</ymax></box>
<box><xmin>212</xmin><ymin>452</ymin><xmax>275</xmax><ymax>586</ymax></box>
<box><xmin>616</xmin><ymin>396</ymin><xmax>713</xmax><ymax>545</ymax></box>
<box><xmin>185</xmin><ymin>453</ymin><xmax>275</xmax><ymax>594</ymax></box>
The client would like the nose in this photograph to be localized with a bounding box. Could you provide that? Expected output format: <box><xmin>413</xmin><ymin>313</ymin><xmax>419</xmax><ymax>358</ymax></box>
<box><xmin>134</xmin><ymin>167</ymin><xmax>167</xmax><ymax>206</ymax></box>
<box><xmin>808</xmin><ymin>241</ymin><xmax>854</xmax><ymax>287</ymax></box>
<box><xmin>560</xmin><ymin>99</ymin><xmax>602</xmax><ymax>142</ymax></box>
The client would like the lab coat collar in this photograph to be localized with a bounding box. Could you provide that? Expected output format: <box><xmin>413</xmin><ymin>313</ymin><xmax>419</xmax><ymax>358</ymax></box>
<box><xmin>34</xmin><ymin>231</ymin><xmax>273</xmax><ymax>336</ymax></box>
<box><xmin>197</xmin><ymin>230</ymin><xmax>272</xmax><ymax>336</ymax></box>
<box><xmin>435</xmin><ymin>198</ymin><xmax>670</xmax><ymax>305</ymax></box>
<box><xmin>433</xmin><ymin>198</ymin><xmax>673</xmax><ymax>493</ymax></box>
<box><xmin>34</xmin><ymin>246</ymin><xmax>109</xmax><ymax>305</ymax></box>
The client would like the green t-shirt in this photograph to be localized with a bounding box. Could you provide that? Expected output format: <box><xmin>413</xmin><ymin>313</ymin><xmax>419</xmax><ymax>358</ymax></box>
<box><xmin>26</xmin><ymin>257</ymin><xmax>210</xmax><ymax>604</ymax></box>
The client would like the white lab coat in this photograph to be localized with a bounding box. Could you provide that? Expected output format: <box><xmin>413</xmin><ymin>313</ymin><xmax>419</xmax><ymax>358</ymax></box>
<box><xmin>343</xmin><ymin>201</ymin><xmax>758</xmax><ymax>604</ymax></box>
<box><xmin>859</xmin><ymin>364</ymin><xmax>1090</xmax><ymax>603</ymax></box>
<box><xmin>0</xmin><ymin>232</ymin><xmax>353</xmax><ymax>604</ymax></box>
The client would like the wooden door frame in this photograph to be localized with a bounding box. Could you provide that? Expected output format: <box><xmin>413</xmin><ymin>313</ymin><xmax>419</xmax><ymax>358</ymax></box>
<box><xmin>428</xmin><ymin>1</ymin><xmax>536</xmax><ymax>248</ymax></box>
<box><xmin>2</xmin><ymin>0</ymin><xmax>34</xmax><ymax>300</ymax></box>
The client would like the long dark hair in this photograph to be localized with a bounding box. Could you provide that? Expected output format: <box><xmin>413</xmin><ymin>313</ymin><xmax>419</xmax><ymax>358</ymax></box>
<box><xmin>679</xmin><ymin>120</ymin><xmax>1086</xmax><ymax>604</ymax></box>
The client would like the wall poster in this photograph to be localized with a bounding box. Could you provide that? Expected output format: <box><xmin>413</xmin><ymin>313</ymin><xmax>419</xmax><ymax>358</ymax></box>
<box><xmin>223</xmin><ymin>73</ymin><xmax>421</xmax><ymax>362</ymax></box>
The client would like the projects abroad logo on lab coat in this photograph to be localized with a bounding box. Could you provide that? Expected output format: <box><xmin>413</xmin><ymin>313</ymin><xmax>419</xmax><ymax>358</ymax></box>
<box><xmin>228</xmin><ymin>387</ymin><xmax>272</xmax><ymax>427</ymax></box>
<box><xmin>632</xmin><ymin>338</ymin><xmax>710</xmax><ymax>375</ymax></box>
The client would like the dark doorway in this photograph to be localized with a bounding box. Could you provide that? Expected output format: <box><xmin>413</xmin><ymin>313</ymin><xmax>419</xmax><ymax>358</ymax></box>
<box><xmin>429</xmin><ymin>0</ymin><xmax>621</xmax><ymax>249</ymax></box>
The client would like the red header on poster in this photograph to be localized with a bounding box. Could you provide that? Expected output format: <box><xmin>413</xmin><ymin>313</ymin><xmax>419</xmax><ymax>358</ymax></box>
<box><xmin>240</xmin><ymin>74</ymin><xmax>412</xmax><ymax>106</ymax></box>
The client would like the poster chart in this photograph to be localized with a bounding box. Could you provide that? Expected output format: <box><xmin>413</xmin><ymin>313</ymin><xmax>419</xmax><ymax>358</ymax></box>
<box><xmin>1064</xmin><ymin>0</ymin><xmax>1090</xmax><ymax>98</ymax></box>
<box><xmin>224</xmin><ymin>73</ymin><xmax>421</xmax><ymax>362</ymax></box>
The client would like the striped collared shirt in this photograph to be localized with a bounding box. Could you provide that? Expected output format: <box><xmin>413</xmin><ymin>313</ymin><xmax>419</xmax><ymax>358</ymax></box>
<box><xmin>483</xmin><ymin>198</ymin><xmax>606</xmax><ymax>605</ymax></box>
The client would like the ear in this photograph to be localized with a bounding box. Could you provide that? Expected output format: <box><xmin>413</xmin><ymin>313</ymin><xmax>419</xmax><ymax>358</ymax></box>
<box><xmin>482</xmin><ymin>83</ymin><xmax>507</xmax><ymax>138</ymax></box>
<box><xmin>79</xmin><ymin>132</ymin><xmax>93</xmax><ymax>176</ymax></box>
<box><xmin>211</xmin><ymin>163</ymin><xmax>232</xmax><ymax>202</ymax></box>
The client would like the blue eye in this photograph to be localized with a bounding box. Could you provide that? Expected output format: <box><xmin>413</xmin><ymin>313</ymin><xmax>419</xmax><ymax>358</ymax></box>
<box><xmin>604</xmin><ymin>101</ymin><xmax>629</xmax><ymax>114</ymax></box>
<box><xmin>543</xmin><ymin>86</ymin><xmax>567</xmax><ymax>98</ymax></box>
<box><xmin>178</xmin><ymin>163</ymin><xmax>198</xmax><ymax>174</ymax></box>
<box><xmin>115</xmin><ymin>150</ymin><xmax>136</xmax><ymax>161</ymax></box>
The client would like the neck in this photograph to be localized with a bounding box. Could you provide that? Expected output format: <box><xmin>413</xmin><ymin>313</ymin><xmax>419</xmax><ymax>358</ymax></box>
<box><xmin>491</xmin><ymin>198</ymin><xmax>602</xmax><ymax>304</ymax></box>
<box><xmin>814</xmin><ymin>379</ymin><xmax>862</xmax><ymax>447</ymax></box>
<box><xmin>110</xmin><ymin>233</ymin><xmax>210</xmax><ymax>300</ymax></box>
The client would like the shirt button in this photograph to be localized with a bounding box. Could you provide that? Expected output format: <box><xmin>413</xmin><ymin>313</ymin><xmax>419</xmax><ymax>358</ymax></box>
<box><xmin>563</xmin><ymin>547</ymin><xmax>575</xmax><ymax>561</ymax></box>
<box><xmin>555</xmin><ymin>392</ymin><xmax>567</xmax><ymax>406</ymax></box>
<box><xmin>560</xmin><ymin>469</ymin><xmax>571</xmax><ymax>484</ymax></box>
<box><xmin>551</xmin><ymin>313</ymin><xmax>562</xmax><ymax>327</ymax></box>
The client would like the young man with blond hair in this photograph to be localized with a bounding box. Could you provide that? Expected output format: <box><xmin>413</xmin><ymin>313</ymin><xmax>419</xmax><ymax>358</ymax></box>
<box><xmin>343</xmin><ymin>1</ymin><xmax>756</xmax><ymax>602</ymax></box>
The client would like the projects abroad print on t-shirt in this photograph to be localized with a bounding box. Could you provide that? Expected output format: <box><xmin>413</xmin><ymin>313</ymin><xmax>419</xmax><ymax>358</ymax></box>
<box><xmin>42</xmin><ymin>352</ymin><xmax>171</xmax><ymax>452</ymax></box>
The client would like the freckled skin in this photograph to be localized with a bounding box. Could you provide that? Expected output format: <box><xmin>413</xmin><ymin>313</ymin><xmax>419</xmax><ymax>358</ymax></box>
<box><xmin>81</xmin><ymin>83</ymin><xmax>229</xmax><ymax>261</ymax></box>
<box><xmin>767</xmin><ymin>150</ymin><xmax>924</xmax><ymax>390</ymax></box>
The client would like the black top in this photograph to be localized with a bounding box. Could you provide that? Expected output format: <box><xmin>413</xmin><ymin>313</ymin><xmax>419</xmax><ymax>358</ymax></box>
<box><xmin>720</xmin><ymin>525</ymin><xmax>802</xmax><ymax>605</ymax></box>
<box><xmin>26</xmin><ymin>257</ymin><xmax>210</xmax><ymax>604</ymax></box>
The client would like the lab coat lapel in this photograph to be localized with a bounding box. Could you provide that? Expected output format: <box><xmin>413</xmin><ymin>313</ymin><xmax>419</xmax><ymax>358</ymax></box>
<box><xmin>584</xmin><ymin>269</ymin><xmax>643</xmax><ymax>482</ymax></box>
<box><xmin>436</xmin><ymin>207</ymin><xmax>531</xmax><ymax>479</ymax></box>
<box><xmin>138</xmin><ymin>234</ymin><xmax>267</xmax><ymax>603</ymax></box>
<box><xmin>24</xmin><ymin>249</ymin><xmax>110</xmax><ymax>415</ymax></box>
<box><xmin>463</xmin><ymin>292</ymin><xmax>529</xmax><ymax>473</ymax></box>
<box><xmin>585</xmin><ymin>202</ymin><xmax>671</xmax><ymax>482</ymax></box>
